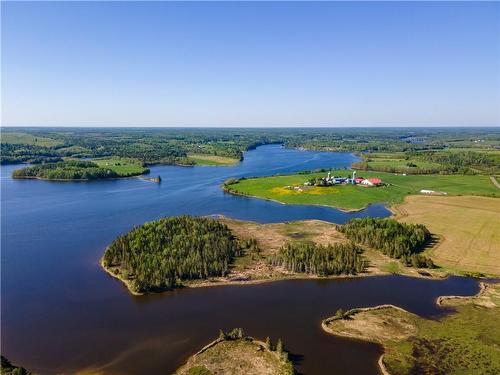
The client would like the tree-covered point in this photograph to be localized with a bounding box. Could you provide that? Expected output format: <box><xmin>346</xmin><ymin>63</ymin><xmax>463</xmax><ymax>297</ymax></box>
<box><xmin>102</xmin><ymin>216</ymin><xmax>244</xmax><ymax>293</ymax></box>
<box><xmin>270</xmin><ymin>242</ymin><xmax>366</xmax><ymax>276</ymax></box>
<box><xmin>11</xmin><ymin>159</ymin><xmax>148</xmax><ymax>180</ymax></box>
<box><xmin>338</xmin><ymin>218</ymin><xmax>432</xmax><ymax>267</ymax></box>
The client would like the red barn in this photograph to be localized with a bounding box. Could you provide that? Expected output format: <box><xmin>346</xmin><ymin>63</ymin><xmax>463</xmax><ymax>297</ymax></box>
<box><xmin>361</xmin><ymin>178</ymin><xmax>383</xmax><ymax>186</ymax></box>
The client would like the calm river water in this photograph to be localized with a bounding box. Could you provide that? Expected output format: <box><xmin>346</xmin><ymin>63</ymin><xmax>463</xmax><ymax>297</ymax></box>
<box><xmin>1</xmin><ymin>145</ymin><xmax>478</xmax><ymax>374</ymax></box>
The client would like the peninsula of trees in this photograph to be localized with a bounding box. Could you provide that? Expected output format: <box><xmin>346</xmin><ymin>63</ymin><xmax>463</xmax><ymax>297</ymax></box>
<box><xmin>102</xmin><ymin>216</ymin><xmax>244</xmax><ymax>293</ymax></box>
<box><xmin>339</xmin><ymin>218</ymin><xmax>434</xmax><ymax>268</ymax></box>
<box><xmin>11</xmin><ymin>159</ymin><xmax>148</xmax><ymax>181</ymax></box>
<box><xmin>101</xmin><ymin>214</ymin><xmax>439</xmax><ymax>295</ymax></box>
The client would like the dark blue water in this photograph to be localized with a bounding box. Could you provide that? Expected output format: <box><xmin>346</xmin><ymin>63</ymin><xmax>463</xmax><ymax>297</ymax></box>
<box><xmin>1</xmin><ymin>145</ymin><xmax>478</xmax><ymax>375</ymax></box>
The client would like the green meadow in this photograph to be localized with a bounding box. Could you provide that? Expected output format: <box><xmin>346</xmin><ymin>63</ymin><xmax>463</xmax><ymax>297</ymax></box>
<box><xmin>367</xmin><ymin>158</ymin><xmax>441</xmax><ymax>170</ymax></box>
<box><xmin>227</xmin><ymin>170</ymin><xmax>499</xmax><ymax>210</ymax></box>
<box><xmin>94</xmin><ymin>158</ymin><xmax>148</xmax><ymax>175</ymax></box>
<box><xmin>1</xmin><ymin>132</ymin><xmax>62</xmax><ymax>147</ymax></box>
<box><xmin>187</xmin><ymin>153</ymin><xmax>240</xmax><ymax>166</ymax></box>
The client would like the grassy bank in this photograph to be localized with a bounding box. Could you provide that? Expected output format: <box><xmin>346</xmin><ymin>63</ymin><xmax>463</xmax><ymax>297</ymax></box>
<box><xmin>175</xmin><ymin>330</ymin><xmax>294</xmax><ymax>375</ymax></box>
<box><xmin>225</xmin><ymin>170</ymin><xmax>498</xmax><ymax>211</ymax></box>
<box><xmin>322</xmin><ymin>282</ymin><xmax>500</xmax><ymax>375</ymax></box>
<box><xmin>187</xmin><ymin>153</ymin><xmax>240</xmax><ymax>166</ymax></box>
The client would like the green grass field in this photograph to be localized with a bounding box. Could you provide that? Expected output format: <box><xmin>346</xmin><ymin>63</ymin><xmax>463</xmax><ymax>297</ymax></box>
<box><xmin>227</xmin><ymin>170</ymin><xmax>499</xmax><ymax>210</ymax></box>
<box><xmin>94</xmin><ymin>158</ymin><xmax>148</xmax><ymax>175</ymax></box>
<box><xmin>367</xmin><ymin>158</ymin><xmax>441</xmax><ymax>170</ymax></box>
<box><xmin>1</xmin><ymin>132</ymin><xmax>62</xmax><ymax>147</ymax></box>
<box><xmin>187</xmin><ymin>153</ymin><xmax>240</xmax><ymax>166</ymax></box>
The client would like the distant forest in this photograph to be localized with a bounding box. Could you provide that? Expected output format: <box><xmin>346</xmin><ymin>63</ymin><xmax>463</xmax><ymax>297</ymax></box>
<box><xmin>339</xmin><ymin>218</ymin><xmax>434</xmax><ymax>268</ymax></box>
<box><xmin>2</xmin><ymin>128</ymin><xmax>498</xmax><ymax>168</ymax></box>
<box><xmin>352</xmin><ymin>149</ymin><xmax>500</xmax><ymax>175</ymax></box>
<box><xmin>102</xmin><ymin>216</ymin><xmax>243</xmax><ymax>292</ymax></box>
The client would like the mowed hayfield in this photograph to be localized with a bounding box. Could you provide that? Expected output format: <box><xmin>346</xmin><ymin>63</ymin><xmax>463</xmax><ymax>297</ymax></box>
<box><xmin>94</xmin><ymin>158</ymin><xmax>148</xmax><ymax>175</ymax></box>
<box><xmin>1</xmin><ymin>132</ymin><xmax>62</xmax><ymax>147</ymax></box>
<box><xmin>187</xmin><ymin>153</ymin><xmax>240</xmax><ymax>166</ymax></box>
<box><xmin>228</xmin><ymin>170</ymin><xmax>499</xmax><ymax>210</ymax></box>
<box><xmin>367</xmin><ymin>158</ymin><xmax>441</xmax><ymax>170</ymax></box>
<box><xmin>396</xmin><ymin>195</ymin><xmax>500</xmax><ymax>276</ymax></box>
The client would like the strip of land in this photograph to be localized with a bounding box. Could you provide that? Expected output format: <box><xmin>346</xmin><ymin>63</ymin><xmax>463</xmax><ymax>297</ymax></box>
<box><xmin>187</xmin><ymin>153</ymin><xmax>240</xmax><ymax>166</ymax></box>
<box><xmin>322</xmin><ymin>282</ymin><xmax>500</xmax><ymax>375</ymax></box>
<box><xmin>224</xmin><ymin>170</ymin><xmax>498</xmax><ymax>211</ymax></box>
<box><xmin>103</xmin><ymin>216</ymin><xmax>444</xmax><ymax>295</ymax></box>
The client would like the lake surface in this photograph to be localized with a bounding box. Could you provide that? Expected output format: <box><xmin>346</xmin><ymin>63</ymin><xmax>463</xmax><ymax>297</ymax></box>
<box><xmin>1</xmin><ymin>145</ymin><xmax>478</xmax><ymax>374</ymax></box>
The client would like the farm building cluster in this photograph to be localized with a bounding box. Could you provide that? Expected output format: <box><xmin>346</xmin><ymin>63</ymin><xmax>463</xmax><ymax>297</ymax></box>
<box><xmin>304</xmin><ymin>171</ymin><xmax>384</xmax><ymax>187</ymax></box>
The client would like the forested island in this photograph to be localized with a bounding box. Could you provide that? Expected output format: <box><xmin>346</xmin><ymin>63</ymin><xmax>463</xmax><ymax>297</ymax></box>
<box><xmin>11</xmin><ymin>159</ymin><xmax>148</xmax><ymax>181</ymax></box>
<box><xmin>102</xmin><ymin>215</ymin><xmax>439</xmax><ymax>295</ymax></box>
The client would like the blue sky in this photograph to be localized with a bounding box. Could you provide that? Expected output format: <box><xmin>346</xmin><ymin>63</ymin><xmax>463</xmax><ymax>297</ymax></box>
<box><xmin>1</xmin><ymin>1</ymin><xmax>499</xmax><ymax>127</ymax></box>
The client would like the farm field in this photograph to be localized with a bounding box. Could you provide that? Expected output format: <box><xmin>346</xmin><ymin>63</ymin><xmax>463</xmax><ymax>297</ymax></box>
<box><xmin>366</xmin><ymin>157</ymin><xmax>441</xmax><ymax>170</ymax></box>
<box><xmin>226</xmin><ymin>170</ymin><xmax>499</xmax><ymax>211</ymax></box>
<box><xmin>187</xmin><ymin>153</ymin><xmax>240</xmax><ymax>166</ymax></box>
<box><xmin>94</xmin><ymin>158</ymin><xmax>148</xmax><ymax>175</ymax></box>
<box><xmin>395</xmin><ymin>195</ymin><xmax>500</xmax><ymax>276</ymax></box>
<box><xmin>1</xmin><ymin>132</ymin><xmax>62</xmax><ymax>147</ymax></box>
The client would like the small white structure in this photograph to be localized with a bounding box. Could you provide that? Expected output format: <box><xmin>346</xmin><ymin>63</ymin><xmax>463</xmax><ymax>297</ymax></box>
<box><xmin>420</xmin><ymin>189</ymin><xmax>435</xmax><ymax>194</ymax></box>
<box><xmin>420</xmin><ymin>189</ymin><xmax>448</xmax><ymax>195</ymax></box>
<box><xmin>361</xmin><ymin>179</ymin><xmax>374</xmax><ymax>186</ymax></box>
<box><xmin>360</xmin><ymin>178</ymin><xmax>383</xmax><ymax>187</ymax></box>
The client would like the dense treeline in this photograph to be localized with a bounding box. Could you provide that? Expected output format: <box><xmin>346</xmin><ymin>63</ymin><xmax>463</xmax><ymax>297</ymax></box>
<box><xmin>339</xmin><ymin>218</ymin><xmax>433</xmax><ymax>267</ymax></box>
<box><xmin>0</xmin><ymin>143</ymin><xmax>63</xmax><ymax>165</ymax></box>
<box><xmin>353</xmin><ymin>149</ymin><xmax>500</xmax><ymax>175</ymax></box>
<box><xmin>102</xmin><ymin>216</ymin><xmax>243</xmax><ymax>292</ymax></box>
<box><xmin>270</xmin><ymin>242</ymin><xmax>366</xmax><ymax>276</ymax></box>
<box><xmin>417</xmin><ymin>150</ymin><xmax>500</xmax><ymax>174</ymax></box>
<box><xmin>11</xmin><ymin>160</ymin><xmax>145</xmax><ymax>180</ymax></box>
<box><xmin>1</xmin><ymin>355</ymin><xmax>33</xmax><ymax>375</ymax></box>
